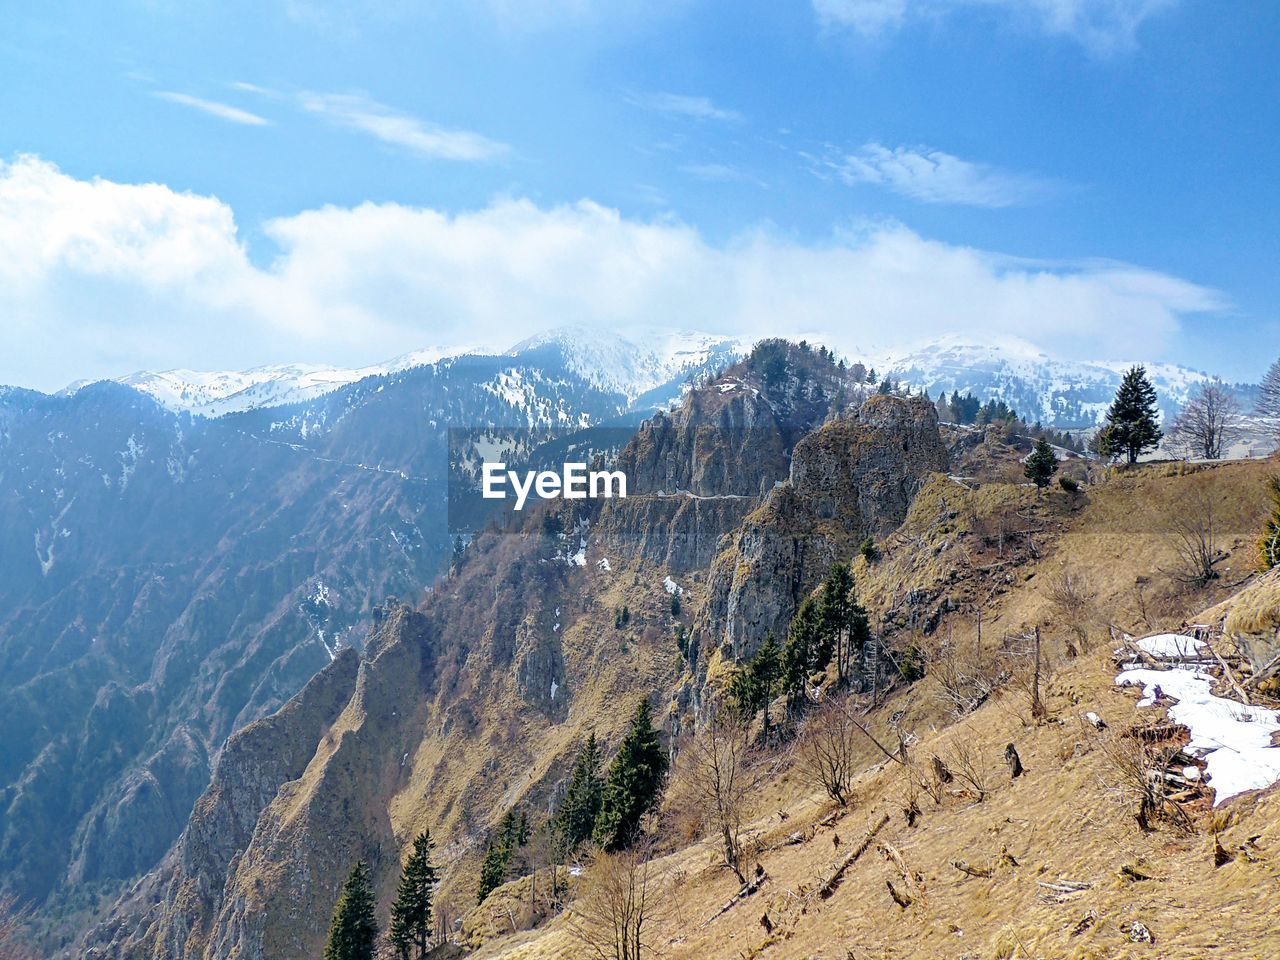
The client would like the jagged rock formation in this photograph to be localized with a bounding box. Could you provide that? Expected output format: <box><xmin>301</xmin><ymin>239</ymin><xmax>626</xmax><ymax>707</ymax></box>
<box><xmin>83</xmin><ymin>649</ymin><xmax>359</xmax><ymax>958</ymax></box>
<box><xmin>706</xmin><ymin>395</ymin><xmax>949</xmax><ymax>659</ymax></box>
<box><xmin>0</xmin><ymin>356</ymin><xmax>630</xmax><ymax>949</ymax></box>
<box><xmin>83</xmin><ymin>343</ymin><xmax>951</xmax><ymax>959</ymax></box>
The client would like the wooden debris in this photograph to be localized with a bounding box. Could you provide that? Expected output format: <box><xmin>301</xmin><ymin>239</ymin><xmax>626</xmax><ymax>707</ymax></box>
<box><xmin>1004</xmin><ymin>743</ymin><xmax>1024</xmax><ymax>779</ymax></box>
<box><xmin>700</xmin><ymin>867</ymin><xmax>770</xmax><ymax>927</ymax></box>
<box><xmin>950</xmin><ymin>858</ymin><xmax>993</xmax><ymax>878</ymax></box>
<box><xmin>1069</xmin><ymin>910</ymin><xmax>1097</xmax><ymax>937</ymax></box>
<box><xmin>1214</xmin><ymin>836</ymin><xmax>1232</xmax><ymax>868</ymax></box>
<box><xmin>1119</xmin><ymin>863</ymin><xmax>1153</xmax><ymax>882</ymax></box>
<box><xmin>886</xmin><ymin>879</ymin><xmax>913</xmax><ymax>909</ymax></box>
<box><xmin>817</xmin><ymin>812</ymin><xmax>890</xmax><ymax>900</ymax></box>
<box><xmin>1204</xmin><ymin>638</ymin><xmax>1251</xmax><ymax>704</ymax></box>
<box><xmin>879</xmin><ymin>842</ymin><xmax>926</xmax><ymax>907</ymax></box>
<box><xmin>1039</xmin><ymin>880</ymin><xmax>1090</xmax><ymax>901</ymax></box>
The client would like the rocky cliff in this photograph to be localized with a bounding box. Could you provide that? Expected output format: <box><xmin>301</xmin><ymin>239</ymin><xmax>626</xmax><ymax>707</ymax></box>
<box><xmin>84</xmin><ymin>344</ymin><xmax>950</xmax><ymax>959</ymax></box>
<box><xmin>705</xmin><ymin>395</ymin><xmax>949</xmax><ymax>660</ymax></box>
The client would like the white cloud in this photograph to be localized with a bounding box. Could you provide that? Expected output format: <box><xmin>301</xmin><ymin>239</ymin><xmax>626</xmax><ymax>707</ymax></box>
<box><xmin>153</xmin><ymin>92</ymin><xmax>272</xmax><ymax>126</ymax></box>
<box><xmin>814</xmin><ymin>0</ymin><xmax>1178</xmax><ymax>54</ymax></box>
<box><xmin>298</xmin><ymin>92</ymin><xmax>508</xmax><ymax>162</ymax></box>
<box><xmin>628</xmin><ymin>92</ymin><xmax>742</xmax><ymax>122</ymax></box>
<box><xmin>826</xmin><ymin>142</ymin><xmax>1050</xmax><ymax>207</ymax></box>
<box><xmin>0</xmin><ymin>156</ymin><xmax>1223</xmax><ymax>391</ymax></box>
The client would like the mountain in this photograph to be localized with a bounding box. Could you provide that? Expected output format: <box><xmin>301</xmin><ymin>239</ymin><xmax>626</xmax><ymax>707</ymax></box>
<box><xmin>100</xmin><ymin>328</ymin><xmax>750</xmax><ymax>419</ymax></box>
<box><xmin>0</xmin><ymin>353</ymin><xmax>642</xmax><ymax>950</ymax></box>
<box><xmin>874</xmin><ymin>335</ymin><xmax>1223</xmax><ymax>429</ymax></box>
<box><xmin>82</xmin><ymin>341</ymin><xmax>947</xmax><ymax>959</ymax></box>
<box><xmin>78</xmin><ymin>337</ymin><xmax>1280</xmax><ymax>960</ymax></box>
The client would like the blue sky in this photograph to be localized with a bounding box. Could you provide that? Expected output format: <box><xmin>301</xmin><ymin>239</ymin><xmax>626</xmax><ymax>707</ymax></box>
<box><xmin>1</xmin><ymin>0</ymin><xmax>1276</xmax><ymax>389</ymax></box>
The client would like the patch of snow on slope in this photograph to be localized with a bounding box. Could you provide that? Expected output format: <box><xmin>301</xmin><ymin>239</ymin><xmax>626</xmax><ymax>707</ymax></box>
<box><xmin>1115</xmin><ymin>667</ymin><xmax>1280</xmax><ymax>805</ymax></box>
<box><xmin>1137</xmin><ymin>634</ymin><xmax>1205</xmax><ymax>659</ymax></box>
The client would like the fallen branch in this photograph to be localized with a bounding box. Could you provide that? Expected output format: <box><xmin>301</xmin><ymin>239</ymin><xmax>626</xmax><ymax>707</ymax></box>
<box><xmin>1245</xmin><ymin>648</ymin><xmax>1280</xmax><ymax>691</ymax></box>
<box><xmin>817</xmin><ymin>813</ymin><xmax>890</xmax><ymax>900</ymax></box>
<box><xmin>1204</xmin><ymin>638</ymin><xmax>1251</xmax><ymax>705</ymax></box>
<box><xmin>701</xmin><ymin>867</ymin><xmax>769</xmax><ymax>927</ymax></box>
<box><xmin>950</xmin><ymin>859</ymin><xmax>993</xmax><ymax>878</ymax></box>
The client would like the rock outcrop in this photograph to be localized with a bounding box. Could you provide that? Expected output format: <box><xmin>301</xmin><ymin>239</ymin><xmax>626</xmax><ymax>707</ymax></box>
<box><xmin>83</xmin><ymin>648</ymin><xmax>360</xmax><ymax>959</ymax></box>
<box><xmin>706</xmin><ymin>395</ymin><xmax>948</xmax><ymax>659</ymax></box>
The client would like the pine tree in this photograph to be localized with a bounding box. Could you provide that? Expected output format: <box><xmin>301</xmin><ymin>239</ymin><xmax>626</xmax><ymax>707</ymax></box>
<box><xmin>1103</xmin><ymin>366</ymin><xmax>1163</xmax><ymax>465</ymax></box>
<box><xmin>476</xmin><ymin>808</ymin><xmax>532</xmax><ymax>903</ymax></box>
<box><xmin>593</xmin><ymin>699</ymin><xmax>668</xmax><ymax>851</ymax></box>
<box><xmin>1261</xmin><ymin>475</ymin><xmax>1280</xmax><ymax>571</ymax></box>
<box><xmin>1259</xmin><ymin>357</ymin><xmax>1280</xmax><ymax>443</ymax></box>
<box><xmin>782</xmin><ymin>596</ymin><xmax>822</xmax><ymax>703</ymax></box>
<box><xmin>1023</xmin><ymin>437</ymin><xmax>1059</xmax><ymax>490</ymax></box>
<box><xmin>818</xmin><ymin>563</ymin><xmax>869</xmax><ymax>685</ymax></box>
<box><xmin>323</xmin><ymin>861</ymin><xmax>378</xmax><ymax>960</ymax></box>
<box><xmin>554</xmin><ymin>734</ymin><xmax>603</xmax><ymax>859</ymax></box>
<box><xmin>727</xmin><ymin>635</ymin><xmax>783</xmax><ymax>735</ymax></box>
<box><xmin>389</xmin><ymin>832</ymin><xmax>438</xmax><ymax>960</ymax></box>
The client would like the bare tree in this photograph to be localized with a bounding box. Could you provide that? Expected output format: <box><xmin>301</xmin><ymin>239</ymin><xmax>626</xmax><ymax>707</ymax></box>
<box><xmin>795</xmin><ymin>695</ymin><xmax>862</xmax><ymax>807</ymax></box>
<box><xmin>1167</xmin><ymin>486</ymin><xmax>1222</xmax><ymax>586</ymax></box>
<box><xmin>672</xmin><ymin>716</ymin><xmax>763</xmax><ymax>882</ymax></box>
<box><xmin>1259</xmin><ymin>357</ymin><xmax>1280</xmax><ymax>445</ymax></box>
<box><xmin>1045</xmin><ymin>570</ymin><xmax>1098</xmax><ymax>652</ymax></box>
<box><xmin>1169</xmin><ymin>380</ymin><xmax>1240</xmax><ymax>460</ymax></box>
<box><xmin>565</xmin><ymin>845</ymin><xmax>665</xmax><ymax>960</ymax></box>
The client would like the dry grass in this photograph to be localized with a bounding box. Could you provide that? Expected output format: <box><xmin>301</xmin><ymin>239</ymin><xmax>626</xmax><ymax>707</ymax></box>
<box><xmin>462</xmin><ymin>458</ymin><xmax>1280</xmax><ymax>960</ymax></box>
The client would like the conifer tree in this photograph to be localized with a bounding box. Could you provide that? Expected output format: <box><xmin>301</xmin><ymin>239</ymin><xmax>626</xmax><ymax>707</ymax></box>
<box><xmin>1103</xmin><ymin>366</ymin><xmax>1163</xmax><ymax>464</ymax></box>
<box><xmin>554</xmin><ymin>733</ymin><xmax>604</xmax><ymax>858</ymax></box>
<box><xmin>1259</xmin><ymin>356</ymin><xmax>1280</xmax><ymax>443</ymax></box>
<box><xmin>476</xmin><ymin>809</ymin><xmax>532</xmax><ymax>903</ymax></box>
<box><xmin>818</xmin><ymin>563</ymin><xmax>869</xmax><ymax>685</ymax></box>
<box><xmin>323</xmin><ymin>861</ymin><xmax>378</xmax><ymax>960</ymax></box>
<box><xmin>389</xmin><ymin>832</ymin><xmax>438</xmax><ymax>960</ymax></box>
<box><xmin>782</xmin><ymin>596</ymin><xmax>823</xmax><ymax>703</ymax></box>
<box><xmin>1024</xmin><ymin>437</ymin><xmax>1059</xmax><ymax>489</ymax></box>
<box><xmin>593</xmin><ymin>699</ymin><xmax>668</xmax><ymax>851</ymax></box>
<box><xmin>1261</xmin><ymin>475</ymin><xmax>1280</xmax><ymax>571</ymax></box>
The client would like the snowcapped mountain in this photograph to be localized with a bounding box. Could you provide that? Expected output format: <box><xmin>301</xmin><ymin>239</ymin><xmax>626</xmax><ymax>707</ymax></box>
<box><xmin>65</xmin><ymin>329</ymin><xmax>1243</xmax><ymax>429</ymax></box>
<box><xmin>507</xmin><ymin>325</ymin><xmax>751</xmax><ymax>403</ymax></box>
<box><xmin>113</xmin><ymin>345</ymin><xmax>477</xmax><ymax>418</ymax></box>
<box><xmin>872</xmin><ymin>335</ymin><xmax>1222</xmax><ymax>428</ymax></box>
<box><xmin>94</xmin><ymin>328</ymin><xmax>751</xmax><ymax>418</ymax></box>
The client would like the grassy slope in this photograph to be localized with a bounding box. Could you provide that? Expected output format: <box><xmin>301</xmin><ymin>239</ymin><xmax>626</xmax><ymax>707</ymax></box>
<box><xmin>466</xmin><ymin>457</ymin><xmax>1280</xmax><ymax>960</ymax></box>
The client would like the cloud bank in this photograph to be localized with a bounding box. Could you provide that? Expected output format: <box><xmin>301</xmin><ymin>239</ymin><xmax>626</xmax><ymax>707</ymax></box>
<box><xmin>0</xmin><ymin>156</ymin><xmax>1221</xmax><ymax>390</ymax></box>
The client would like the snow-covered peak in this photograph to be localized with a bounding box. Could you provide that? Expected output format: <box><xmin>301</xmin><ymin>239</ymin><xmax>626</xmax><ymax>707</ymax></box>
<box><xmin>506</xmin><ymin>325</ymin><xmax>750</xmax><ymax>402</ymax></box>
<box><xmin>109</xmin><ymin>345</ymin><xmax>482</xmax><ymax>417</ymax></box>
<box><xmin>872</xmin><ymin>335</ymin><xmax>1216</xmax><ymax>428</ymax></box>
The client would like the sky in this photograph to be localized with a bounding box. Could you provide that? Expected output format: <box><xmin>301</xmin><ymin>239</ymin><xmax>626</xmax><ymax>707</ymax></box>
<box><xmin>0</xmin><ymin>0</ymin><xmax>1277</xmax><ymax>390</ymax></box>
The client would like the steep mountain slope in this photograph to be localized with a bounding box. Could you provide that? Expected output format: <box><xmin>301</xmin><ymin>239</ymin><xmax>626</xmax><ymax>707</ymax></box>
<box><xmin>0</xmin><ymin>356</ymin><xmax>629</xmax><ymax>950</ymax></box>
<box><xmin>84</xmin><ymin>343</ymin><xmax>946</xmax><ymax>959</ymax></box>
<box><xmin>455</xmin><ymin>457</ymin><xmax>1280</xmax><ymax>960</ymax></box>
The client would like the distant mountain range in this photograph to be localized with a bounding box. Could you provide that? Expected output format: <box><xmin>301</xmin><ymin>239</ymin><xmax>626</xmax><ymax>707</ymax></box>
<box><xmin>56</xmin><ymin>329</ymin><xmax>1253</xmax><ymax>430</ymax></box>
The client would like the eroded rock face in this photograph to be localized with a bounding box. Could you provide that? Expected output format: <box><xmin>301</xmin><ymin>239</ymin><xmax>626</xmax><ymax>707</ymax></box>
<box><xmin>82</xmin><ymin>648</ymin><xmax>359</xmax><ymax>959</ymax></box>
<box><xmin>705</xmin><ymin>396</ymin><xmax>948</xmax><ymax>659</ymax></box>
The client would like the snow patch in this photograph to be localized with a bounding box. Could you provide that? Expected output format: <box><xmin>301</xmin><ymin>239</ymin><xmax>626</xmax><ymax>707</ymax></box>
<box><xmin>1116</xmin><ymin>667</ymin><xmax>1280</xmax><ymax>805</ymax></box>
<box><xmin>663</xmin><ymin>576</ymin><xmax>683</xmax><ymax>596</ymax></box>
<box><xmin>1137</xmin><ymin>633</ymin><xmax>1205</xmax><ymax>659</ymax></box>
